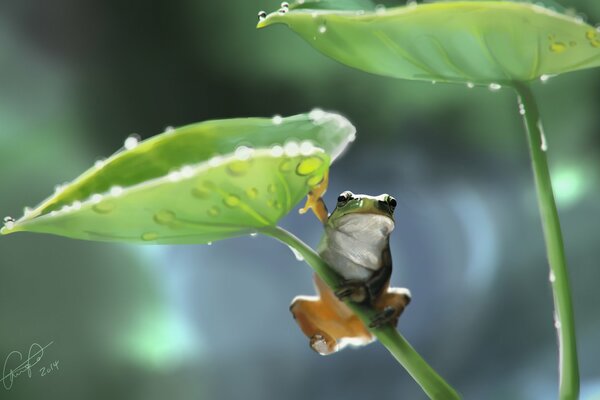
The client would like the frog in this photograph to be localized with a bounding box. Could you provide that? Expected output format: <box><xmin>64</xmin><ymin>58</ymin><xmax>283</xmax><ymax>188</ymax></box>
<box><xmin>291</xmin><ymin>182</ymin><xmax>411</xmax><ymax>355</ymax></box>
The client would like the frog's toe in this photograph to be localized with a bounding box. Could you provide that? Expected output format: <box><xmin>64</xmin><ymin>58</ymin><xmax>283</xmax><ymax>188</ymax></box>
<box><xmin>368</xmin><ymin>306</ymin><xmax>397</xmax><ymax>329</ymax></box>
<box><xmin>310</xmin><ymin>332</ymin><xmax>337</xmax><ymax>355</ymax></box>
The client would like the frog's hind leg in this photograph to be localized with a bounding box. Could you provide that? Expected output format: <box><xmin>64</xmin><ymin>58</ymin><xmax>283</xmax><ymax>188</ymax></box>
<box><xmin>369</xmin><ymin>287</ymin><xmax>412</xmax><ymax>329</ymax></box>
<box><xmin>289</xmin><ymin>274</ymin><xmax>373</xmax><ymax>355</ymax></box>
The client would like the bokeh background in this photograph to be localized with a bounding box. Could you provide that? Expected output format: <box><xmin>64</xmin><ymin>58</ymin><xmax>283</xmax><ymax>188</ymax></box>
<box><xmin>1</xmin><ymin>0</ymin><xmax>599</xmax><ymax>399</ymax></box>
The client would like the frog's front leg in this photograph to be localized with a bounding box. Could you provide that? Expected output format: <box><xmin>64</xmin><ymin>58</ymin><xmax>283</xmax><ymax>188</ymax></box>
<box><xmin>298</xmin><ymin>170</ymin><xmax>329</xmax><ymax>224</ymax></box>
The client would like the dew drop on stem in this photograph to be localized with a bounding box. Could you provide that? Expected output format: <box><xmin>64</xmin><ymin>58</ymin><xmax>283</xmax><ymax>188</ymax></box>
<box><xmin>3</xmin><ymin>216</ymin><xmax>15</xmax><ymax>229</ymax></box>
<box><xmin>288</xmin><ymin>245</ymin><xmax>304</xmax><ymax>261</ymax></box>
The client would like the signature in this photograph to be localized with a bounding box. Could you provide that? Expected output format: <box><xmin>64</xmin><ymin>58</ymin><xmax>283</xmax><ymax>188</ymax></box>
<box><xmin>1</xmin><ymin>341</ymin><xmax>55</xmax><ymax>390</ymax></box>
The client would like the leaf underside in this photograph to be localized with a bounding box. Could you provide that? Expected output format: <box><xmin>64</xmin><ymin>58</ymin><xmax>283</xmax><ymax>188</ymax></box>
<box><xmin>259</xmin><ymin>1</ymin><xmax>600</xmax><ymax>84</ymax></box>
<box><xmin>2</xmin><ymin>111</ymin><xmax>355</xmax><ymax>244</ymax></box>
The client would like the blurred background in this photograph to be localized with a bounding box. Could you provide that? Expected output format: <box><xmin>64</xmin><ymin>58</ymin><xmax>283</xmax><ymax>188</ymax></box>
<box><xmin>0</xmin><ymin>0</ymin><xmax>599</xmax><ymax>399</ymax></box>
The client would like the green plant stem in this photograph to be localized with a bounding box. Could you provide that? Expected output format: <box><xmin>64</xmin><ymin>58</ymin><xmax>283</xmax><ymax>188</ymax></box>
<box><xmin>513</xmin><ymin>82</ymin><xmax>579</xmax><ymax>400</ymax></box>
<box><xmin>259</xmin><ymin>225</ymin><xmax>461</xmax><ymax>400</ymax></box>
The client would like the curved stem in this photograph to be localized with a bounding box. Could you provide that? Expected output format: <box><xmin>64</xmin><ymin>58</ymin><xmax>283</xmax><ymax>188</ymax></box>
<box><xmin>513</xmin><ymin>82</ymin><xmax>579</xmax><ymax>400</ymax></box>
<box><xmin>259</xmin><ymin>225</ymin><xmax>461</xmax><ymax>400</ymax></box>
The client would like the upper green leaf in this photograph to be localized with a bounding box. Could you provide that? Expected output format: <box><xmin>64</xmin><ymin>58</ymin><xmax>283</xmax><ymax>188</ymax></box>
<box><xmin>258</xmin><ymin>1</ymin><xmax>600</xmax><ymax>85</ymax></box>
<box><xmin>288</xmin><ymin>0</ymin><xmax>375</xmax><ymax>11</ymax></box>
<box><xmin>1</xmin><ymin>111</ymin><xmax>355</xmax><ymax>244</ymax></box>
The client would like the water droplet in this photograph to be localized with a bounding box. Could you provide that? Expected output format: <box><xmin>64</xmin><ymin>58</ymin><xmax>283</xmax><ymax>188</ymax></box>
<box><xmin>168</xmin><ymin>171</ymin><xmax>182</xmax><ymax>182</ymax></box>
<box><xmin>309</xmin><ymin>108</ymin><xmax>325</xmax><ymax>121</ymax></box>
<box><xmin>235</xmin><ymin>145</ymin><xmax>254</xmax><ymax>160</ymax></box>
<box><xmin>164</xmin><ymin>126</ymin><xmax>175</xmax><ymax>133</ymax></box>
<box><xmin>3</xmin><ymin>216</ymin><xmax>15</xmax><ymax>229</ymax></box>
<box><xmin>181</xmin><ymin>165</ymin><xmax>195</xmax><ymax>178</ymax></box>
<box><xmin>54</xmin><ymin>184</ymin><xmax>67</xmax><ymax>194</ymax></box>
<box><xmin>406</xmin><ymin>0</ymin><xmax>418</xmax><ymax>7</ymax></box>
<box><xmin>549</xmin><ymin>271</ymin><xmax>556</xmax><ymax>283</ymax></box>
<box><xmin>279</xmin><ymin>159</ymin><xmax>293</xmax><ymax>173</ymax></box>
<box><xmin>142</xmin><ymin>232</ymin><xmax>159</xmax><ymax>241</ymax></box>
<box><xmin>541</xmin><ymin>133</ymin><xmax>548</xmax><ymax>151</ymax></box>
<box><xmin>268</xmin><ymin>183</ymin><xmax>277</xmax><ymax>194</ymax></box>
<box><xmin>288</xmin><ymin>245</ymin><xmax>304</xmax><ymax>261</ymax></box>
<box><xmin>488</xmin><ymin>83</ymin><xmax>502</xmax><ymax>91</ymax></box>
<box><xmin>467</xmin><ymin>82</ymin><xmax>475</xmax><ymax>89</ymax></box>
<box><xmin>227</xmin><ymin>160</ymin><xmax>251</xmax><ymax>176</ymax></box>
<box><xmin>93</xmin><ymin>201</ymin><xmax>115</xmax><ymax>214</ymax></box>
<box><xmin>124</xmin><ymin>134</ymin><xmax>141</xmax><ymax>150</ymax></box>
<box><xmin>518</xmin><ymin>103</ymin><xmax>526</xmax><ymax>116</ymax></box>
<box><xmin>208</xmin><ymin>155</ymin><xmax>223</xmax><ymax>167</ymax></box>
<box><xmin>278</xmin><ymin>7</ymin><xmax>288</xmax><ymax>14</ymax></box>
<box><xmin>549</xmin><ymin>42</ymin><xmax>567</xmax><ymax>53</ymax></box>
<box><xmin>250</xmin><ymin>232</ymin><xmax>258</xmax><ymax>237</ymax></box>
<box><xmin>299</xmin><ymin>140</ymin><xmax>315</xmax><ymax>156</ymax></box>
<box><xmin>23</xmin><ymin>207</ymin><xmax>33</xmax><ymax>217</ymax></box>
<box><xmin>207</xmin><ymin>241</ymin><xmax>213</xmax><ymax>246</ymax></box>
<box><xmin>431</xmin><ymin>80</ymin><xmax>437</xmax><ymax>85</ymax></box>
<box><xmin>307</xmin><ymin>174</ymin><xmax>324</xmax><ymax>187</ymax></box>
<box><xmin>554</xmin><ymin>319</ymin><xmax>561</xmax><ymax>329</ymax></box>
<box><xmin>284</xmin><ymin>141</ymin><xmax>300</xmax><ymax>157</ymax></box>
<box><xmin>375</xmin><ymin>4</ymin><xmax>386</xmax><ymax>14</ymax></box>
<box><xmin>267</xmin><ymin>199</ymin><xmax>282</xmax><ymax>209</ymax></box>
<box><xmin>296</xmin><ymin>156</ymin><xmax>324</xmax><ymax>176</ymax></box>
<box><xmin>540</xmin><ymin>74</ymin><xmax>551</xmax><ymax>83</ymax></box>
<box><xmin>318</xmin><ymin>25</ymin><xmax>327</xmax><ymax>34</ymax></box>
<box><xmin>154</xmin><ymin>210</ymin><xmax>176</xmax><ymax>225</ymax></box>
<box><xmin>280</xmin><ymin>2</ymin><xmax>289</xmax><ymax>8</ymax></box>
<box><xmin>271</xmin><ymin>145</ymin><xmax>284</xmax><ymax>157</ymax></box>
<box><xmin>245</xmin><ymin>187</ymin><xmax>258</xmax><ymax>199</ymax></box>
<box><xmin>191</xmin><ymin>184</ymin><xmax>211</xmax><ymax>199</ymax></box>
<box><xmin>207</xmin><ymin>206</ymin><xmax>221</xmax><ymax>217</ymax></box>
<box><xmin>272</xmin><ymin>115</ymin><xmax>283</xmax><ymax>125</ymax></box>
<box><xmin>95</xmin><ymin>159</ymin><xmax>106</xmax><ymax>169</ymax></box>
<box><xmin>223</xmin><ymin>194</ymin><xmax>241</xmax><ymax>208</ymax></box>
<box><xmin>72</xmin><ymin>201</ymin><xmax>82</xmax><ymax>210</ymax></box>
<box><xmin>110</xmin><ymin>186</ymin><xmax>124</xmax><ymax>197</ymax></box>
<box><xmin>586</xmin><ymin>29</ymin><xmax>596</xmax><ymax>40</ymax></box>
<box><xmin>258</xmin><ymin>11</ymin><xmax>267</xmax><ymax>21</ymax></box>
<box><xmin>91</xmin><ymin>194</ymin><xmax>103</xmax><ymax>203</ymax></box>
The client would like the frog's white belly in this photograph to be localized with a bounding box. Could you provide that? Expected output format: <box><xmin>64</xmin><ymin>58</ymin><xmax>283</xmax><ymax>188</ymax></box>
<box><xmin>318</xmin><ymin>213</ymin><xmax>394</xmax><ymax>281</ymax></box>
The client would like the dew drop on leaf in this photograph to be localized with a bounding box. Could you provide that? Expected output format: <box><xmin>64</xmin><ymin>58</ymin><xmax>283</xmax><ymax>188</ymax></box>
<box><xmin>224</xmin><ymin>195</ymin><xmax>241</xmax><ymax>208</ymax></box>
<box><xmin>124</xmin><ymin>134</ymin><xmax>141</xmax><ymax>150</ymax></box>
<box><xmin>141</xmin><ymin>232</ymin><xmax>159</xmax><ymax>241</ymax></box>
<box><xmin>154</xmin><ymin>210</ymin><xmax>176</xmax><ymax>225</ymax></box>
<box><xmin>245</xmin><ymin>187</ymin><xmax>259</xmax><ymax>199</ymax></box>
<box><xmin>296</xmin><ymin>156</ymin><xmax>324</xmax><ymax>176</ymax></box>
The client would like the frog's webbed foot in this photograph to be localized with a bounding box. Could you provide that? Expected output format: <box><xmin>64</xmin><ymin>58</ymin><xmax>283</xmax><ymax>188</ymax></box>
<box><xmin>334</xmin><ymin>280</ymin><xmax>369</xmax><ymax>303</ymax></box>
<box><xmin>299</xmin><ymin>170</ymin><xmax>329</xmax><ymax>224</ymax></box>
<box><xmin>369</xmin><ymin>306</ymin><xmax>396</xmax><ymax>329</ymax></box>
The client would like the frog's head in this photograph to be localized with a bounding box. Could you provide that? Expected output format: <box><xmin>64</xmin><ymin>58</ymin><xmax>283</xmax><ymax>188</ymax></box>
<box><xmin>327</xmin><ymin>191</ymin><xmax>396</xmax><ymax>235</ymax></box>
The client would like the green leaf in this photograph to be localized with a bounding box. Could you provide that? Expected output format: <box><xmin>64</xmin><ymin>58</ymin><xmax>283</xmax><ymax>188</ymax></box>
<box><xmin>288</xmin><ymin>0</ymin><xmax>375</xmax><ymax>11</ymax></box>
<box><xmin>258</xmin><ymin>1</ymin><xmax>600</xmax><ymax>85</ymax></box>
<box><xmin>1</xmin><ymin>111</ymin><xmax>355</xmax><ymax>244</ymax></box>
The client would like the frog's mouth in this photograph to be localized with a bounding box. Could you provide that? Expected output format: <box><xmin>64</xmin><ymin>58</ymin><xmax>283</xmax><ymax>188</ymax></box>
<box><xmin>332</xmin><ymin>213</ymin><xmax>395</xmax><ymax>237</ymax></box>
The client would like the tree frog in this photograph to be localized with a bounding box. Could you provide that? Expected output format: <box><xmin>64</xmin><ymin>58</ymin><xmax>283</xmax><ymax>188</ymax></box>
<box><xmin>291</xmin><ymin>188</ymin><xmax>412</xmax><ymax>355</ymax></box>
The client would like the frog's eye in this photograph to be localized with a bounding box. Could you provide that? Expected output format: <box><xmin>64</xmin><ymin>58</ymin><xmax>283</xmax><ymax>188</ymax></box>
<box><xmin>385</xmin><ymin>195</ymin><xmax>397</xmax><ymax>211</ymax></box>
<box><xmin>337</xmin><ymin>191</ymin><xmax>353</xmax><ymax>207</ymax></box>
